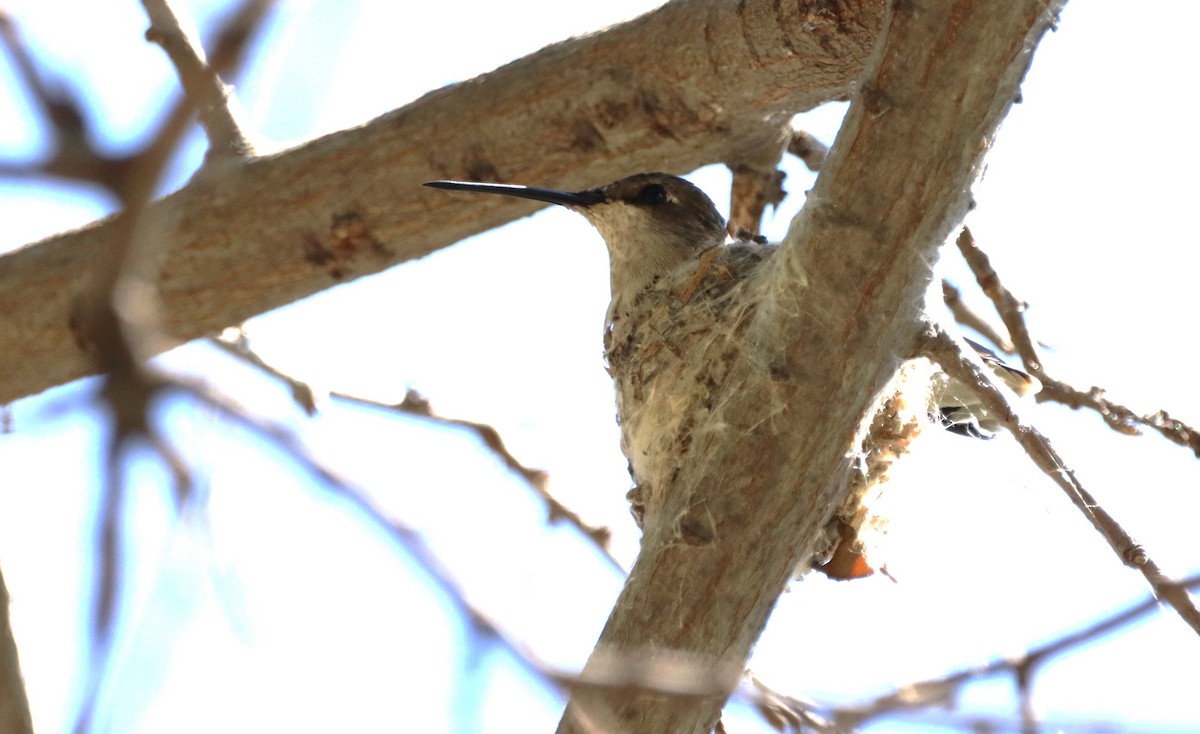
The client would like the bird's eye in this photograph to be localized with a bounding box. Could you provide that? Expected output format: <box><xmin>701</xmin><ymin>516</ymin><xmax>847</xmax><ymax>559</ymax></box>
<box><xmin>636</xmin><ymin>183</ymin><xmax>668</xmax><ymax>206</ymax></box>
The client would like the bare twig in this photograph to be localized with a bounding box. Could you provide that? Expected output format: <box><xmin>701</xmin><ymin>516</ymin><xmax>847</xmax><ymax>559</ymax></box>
<box><xmin>168</xmin><ymin>380</ymin><xmax>577</xmax><ymax>681</ymax></box>
<box><xmin>68</xmin><ymin>5</ymin><xmax>272</xmax><ymax>727</ymax></box>
<box><xmin>923</xmin><ymin>327</ymin><xmax>1200</xmax><ymax>637</ymax></box>
<box><xmin>208</xmin><ymin>332</ymin><xmax>622</xmax><ymax>571</ymax></box>
<box><xmin>726</xmin><ymin>124</ymin><xmax>791</xmax><ymax>237</ymax></box>
<box><xmin>140</xmin><ymin>0</ymin><xmax>252</xmax><ymax>159</ymax></box>
<box><xmin>725</xmin><ymin>125</ymin><xmax>832</xmax><ymax>239</ymax></box>
<box><xmin>727</xmin><ymin>163</ymin><xmax>786</xmax><ymax>239</ymax></box>
<box><xmin>826</xmin><ymin>572</ymin><xmax>1200</xmax><ymax>730</ymax></box>
<box><xmin>386</xmin><ymin>390</ymin><xmax>619</xmax><ymax>563</ymax></box>
<box><xmin>167</xmin><ymin>379</ymin><xmax>749</xmax><ymax>720</ymax></box>
<box><xmin>71</xmin><ymin>136</ymin><xmax>191</xmax><ymax>732</ymax></box>
<box><xmin>0</xmin><ymin>0</ymin><xmax>266</xmax><ymax>198</ymax></box>
<box><xmin>941</xmin><ymin>279</ymin><xmax>1013</xmax><ymax>352</ymax></box>
<box><xmin>0</xmin><ymin>10</ymin><xmax>92</xmax><ymax>164</ymax></box>
<box><xmin>786</xmin><ymin>128</ymin><xmax>829</xmax><ymax>171</ymax></box>
<box><xmin>953</xmin><ymin>228</ymin><xmax>1040</xmax><ymax>369</ymax></box>
<box><xmin>70</xmin><ymin>133</ymin><xmax>185</xmax><ymax>734</ymax></box>
<box><xmin>746</xmin><ymin>676</ymin><xmax>836</xmax><ymax>732</ymax></box>
<box><xmin>954</xmin><ymin>227</ymin><xmax>1200</xmax><ymax>456</ymax></box>
<box><xmin>68</xmin><ymin>99</ymin><xmax>194</xmax><ymax>734</ymax></box>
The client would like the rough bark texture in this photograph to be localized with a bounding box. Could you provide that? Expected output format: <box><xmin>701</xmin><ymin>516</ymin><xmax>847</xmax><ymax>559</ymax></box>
<box><xmin>557</xmin><ymin>0</ymin><xmax>1062</xmax><ymax>732</ymax></box>
<box><xmin>0</xmin><ymin>0</ymin><xmax>886</xmax><ymax>404</ymax></box>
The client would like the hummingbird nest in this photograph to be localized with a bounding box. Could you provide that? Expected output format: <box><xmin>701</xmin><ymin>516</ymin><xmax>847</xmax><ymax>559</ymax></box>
<box><xmin>606</xmin><ymin>240</ymin><xmax>778</xmax><ymax>538</ymax></box>
<box><xmin>606</xmin><ymin>238</ymin><xmax>931</xmax><ymax>570</ymax></box>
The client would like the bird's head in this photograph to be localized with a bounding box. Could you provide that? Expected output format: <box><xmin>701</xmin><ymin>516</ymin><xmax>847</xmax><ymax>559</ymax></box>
<box><xmin>425</xmin><ymin>173</ymin><xmax>727</xmax><ymax>308</ymax></box>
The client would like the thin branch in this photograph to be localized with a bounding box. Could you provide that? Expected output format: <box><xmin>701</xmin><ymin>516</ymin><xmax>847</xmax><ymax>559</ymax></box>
<box><xmin>954</xmin><ymin>227</ymin><xmax>1200</xmax><ymax>456</ymax></box>
<box><xmin>826</xmin><ymin>572</ymin><xmax>1200</xmax><ymax>730</ymax></box>
<box><xmin>208</xmin><ymin>332</ymin><xmax>623</xmax><ymax>571</ymax></box>
<box><xmin>66</xmin><ymin>4</ymin><xmax>263</xmax><ymax>724</ymax></box>
<box><xmin>69</xmin><ymin>117</ymin><xmax>194</xmax><ymax>734</ymax></box>
<box><xmin>140</xmin><ymin>0</ymin><xmax>252</xmax><ymax>159</ymax></box>
<box><xmin>86</xmin><ymin>365</ymin><xmax>846</xmax><ymax>733</ymax></box>
<box><xmin>746</xmin><ymin>676</ymin><xmax>837</xmax><ymax>733</ymax></box>
<box><xmin>135</xmin><ymin>0</ymin><xmax>267</xmax><ymax>177</ymax></box>
<box><xmin>69</xmin><ymin>135</ymin><xmax>182</xmax><ymax>734</ymax></box>
<box><xmin>75</xmin><ymin>333</ymin><xmax>629</xmax><ymax>729</ymax></box>
<box><xmin>68</xmin><ymin>74</ymin><xmax>200</xmax><ymax>732</ymax></box>
<box><xmin>384</xmin><ymin>390</ymin><xmax>619</xmax><ymax>565</ymax></box>
<box><xmin>1</xmin><ymin>0</ymin><xmax>265</xmax><ymax>199</ymax></box>
<box><xmin>727</xmin><ymin>163</ymin><xmax>785</xmax><ymax>239</ymax></box>
<box><xmin>169</xmin><ymin>379</ymin><xmax>753</xmax><ymax>720</ymax></box>
<box><xmin>193</xmin><ymin>0</ymin><xmax>273</xmax><ymax>82</ymax></box>
<box><xmin>725</xmin><ymin>125</ymin><xmax>829</xmax><ymax>238</ymax></box>
<box><xmin>7</xmin><ymin>30</ymin><xmax>265</xmax><ymax>678</ymax></box>
<box><xmin>0</xmin><ymin>10</ymin><xmax>90</xmax><ymax>159</ymax></box>
<box><xmin>726</xmin><ymin>123</ymin><xmax>790</xmax><ymax>237</ymax></box>
<box><xmin>941</xmin><ymin>279</ymin><xmax>1013</xmax><ymax>352</ymax></box>
<box><xmin>786</xmin><ymin>128</ymin><xmax>829</xmax><ymax>172</ymax></box>
<box><xmin>922</xmin><ymin>326</ymin><xmax>1200</xmax><ymax>637</ymax></box>
<box><xmin>725</xmin><ymin>127</ymin><xmax>831</xmax><ymax>242</ymax></box>
<box><xmin>168</xmin><ymin>380</ymin><xmax>576</xmax><ymax>682</ymax></box>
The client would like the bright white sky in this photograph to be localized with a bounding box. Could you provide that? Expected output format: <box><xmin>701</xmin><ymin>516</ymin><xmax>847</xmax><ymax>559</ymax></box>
<box><xmin>1</xmin><ymin>1</ymin><xmax>1199</xmax><ymax>732</ymax></box>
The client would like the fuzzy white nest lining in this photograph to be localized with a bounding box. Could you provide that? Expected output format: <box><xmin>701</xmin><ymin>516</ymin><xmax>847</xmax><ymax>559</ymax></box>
<box><xmin>604</xmin><ymin>239</ymin><xmax>937</xmax><ymax>565</ymax></box>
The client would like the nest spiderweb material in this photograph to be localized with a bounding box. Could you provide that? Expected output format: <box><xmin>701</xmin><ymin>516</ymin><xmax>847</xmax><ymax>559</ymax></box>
<box><xmin>605</xmin><ymin>237</ymin><xmax>936</xmax><ymax>575</ymax></box>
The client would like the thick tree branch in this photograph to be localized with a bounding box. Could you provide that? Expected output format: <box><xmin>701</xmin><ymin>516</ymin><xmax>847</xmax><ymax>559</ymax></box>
<box><xmin>558</xmin><ymin>1</ymin><xmax>1063</xmax><ymax>731</ymax></box>
<box><xmin>0</xmin><ymin>0</ymin><xmax>886</xmax><ymax>404</ymax></box>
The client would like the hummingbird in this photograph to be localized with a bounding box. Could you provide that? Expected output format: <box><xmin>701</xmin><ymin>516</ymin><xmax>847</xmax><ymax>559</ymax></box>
<box><xmin>426</xmin><ymin>173</ymin><xmax>774</xmax><ymax>529</ymax></box>
<box><xmin>424</xmin><ymin>174</ymin><xmax>1037</xmax><ymax>537</ymax></box>
<box><xmin>425</xmin><ymin>174</ymin><xmax>730</xmax><ymax>327</ymax></box>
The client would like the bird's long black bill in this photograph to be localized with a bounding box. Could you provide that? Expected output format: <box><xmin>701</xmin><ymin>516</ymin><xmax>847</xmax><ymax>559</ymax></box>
<box><xmin>424</xmin><ymin>180</ymin><xmax>604</xmax><ymax>208</ymax></box>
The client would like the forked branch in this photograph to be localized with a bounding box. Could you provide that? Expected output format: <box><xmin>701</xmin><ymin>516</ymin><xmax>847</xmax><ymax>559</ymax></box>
<box><xmin>922</xmin><ymin>327</ymin><xmax>1200</xmax><ymax>637</ymax></box>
